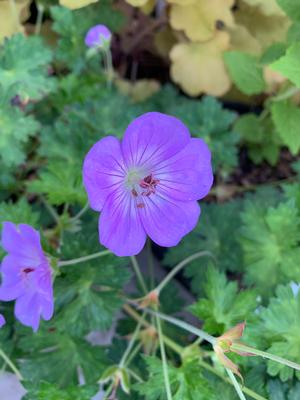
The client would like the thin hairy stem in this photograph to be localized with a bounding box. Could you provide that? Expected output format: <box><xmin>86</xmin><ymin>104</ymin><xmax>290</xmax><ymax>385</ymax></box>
<box><xmin>232</xmin><ymin>343</ymin><xmax>300</xmax><ymax>372</ymax></box>
<box><xmin>156</xmin><ymin>312</ymin><xmax>173</xmax><ymax>400</ymax></box>
<box><xmin>58</xmin><ymin>250</ymin><xmax>111</xmax><ymax>267</ymax></box>
<box><xmin>155</xmin><ymin>251</ymin><xmax>213</xmax><ymax>293</ymax></box>
<box><xmin>130</xmin><ymin>256</ymin><xmax>148</xmax><ymax>295</ymax></box>
<box><xmin>226</xmin><ymin>369</ymin><xmax>247</xmax><ymax>400</ymax></box>
<box><xmin>198</xmin><ymin>360</ymin><xmax>267</xmax><ymax>400</ymax></box>
<box><xmin>145</xmin><ymin>308</ymin><xmax>216</xmax><ymax>345</ymax></box>
<box><xmin>72</xmin><ymin>202</ymin><xmax>90</xmax><ymax>222</ymax></box>
<box><xmin>147</xmin><ymin>239</ymin><xmax>155</xmax><ymax>289</ymax></box>
<box><xmin>0</xmin><ymin>349</ymin><xmax>23</xmax><ymax>381</ymax></box>
<box><xmin>119</xmin><ymin>313</ymin><xmax>145</xmax><ymax>368</ymax></box>
<box><xmin>35</xmin><ymin>4</ymin><xmax>44</xmax><ymax>35</ymax></box>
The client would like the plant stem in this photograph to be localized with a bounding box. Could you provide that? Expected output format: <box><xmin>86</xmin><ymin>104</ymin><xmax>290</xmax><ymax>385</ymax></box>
<box><xmin>35</xmin><ymin>4</ymin><xmax>44</xmax><ymax>35</ymax></box>
<box><xmin>147</xmin><ymin>239</ymin><xmax>155</xmax><ymax>289</ymax></box>
<box><xmin>40</xmin><ymin>196</ymin><xmax>60</xmax><ymax>223</ymax></box>
<box><xmin>156</xmin><ymin>312</ymin><xmax>173</xmax><ymax>400</ymax></box>
<box><xmin>119</xmin><ymin>313</ymin><xmax>145</xmax><ymax>368</ymax></box>
<box><xmin>103</xmin><ymin>381</ymin><xmax>114</xmax><ymax>399</ymax></box>
<box><xmin>232</xmin><ymin>343</ymin><xmax>300</xmax><ymax>372</ymax></box>
<box><xmin>58</xmin><ymin>250</ymin><xmax>111</xmax><ymax>267</ymax></box>
<box><xmin>145</xmin><ymin>308</ymin><xmax>216</xmax><ymax>345</ymax></box>
<box><xmin>72</xmin><ymin>202</ymin><xmax>89</xmax><ymax>222</ymax></box>
<box><xmin>130</xmin><ymin>256</ymin><xmax>148</xmax><ymax>295</ymax></box>
<box><xmin>104</xmin><ymin>49</ymin><xmax>113</xmax><ymax>89</ymax></box>
<box><xmin>155</xmin><ymin>251</ymin><xmax>213</xmax><ymax>293</ymax></box>
<box><xmin>197</xmin><ymin>360</ymin><xmax>267</xmax><ymax>400</ymax></box>
<box><xmin>0</xmin><ymin>349</ymin><xmax>23</xmax><ymax>381</ymax></box>
<box><xmin>272</xmin><ymin>86</ymin><xmax>300</xmax><ymax>102</ymax></box>
<box><xmin>226</xmin><ymin>369</ymin><xmax>247</xmax><ymax>400</ymax></box>
<box><xmin>125</xmin><ymin>342</ymin><xmax>142</xmax><ymax>367</ymax></box>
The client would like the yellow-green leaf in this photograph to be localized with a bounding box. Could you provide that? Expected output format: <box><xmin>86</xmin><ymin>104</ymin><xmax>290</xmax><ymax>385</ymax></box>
<box><xmin>170</xmin><ymin>32</ymin><xmax>231</xmax><ymax>96</ymax></box>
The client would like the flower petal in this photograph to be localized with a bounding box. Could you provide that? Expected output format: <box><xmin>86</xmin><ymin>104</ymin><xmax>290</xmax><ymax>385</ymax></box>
<box><xmin>0</xmin><ymin>314</ymin><xmax>5</xmax><ymax>328</ymax></box>
<box><xmin>154</xmin><ymin>138</ymin><xmax>213</xmax><ymax>201</ymax></box>
<box><xmin>15</xmin><ymin>292</ymin><xmax>41</xmax><ymax>332</ymax></box>
<box><xmin>140</xmin><ymin>194</ymin><xmax>200</xmax><ymax>247</ymax></box>
<box><xmin>83</xmin><ymin>136</ymin><xmax>126</xmax><ymax>212</ymax></box>
<box><xmin>122</xmin><ymin>112</ymin><xmax>190</xmax><ymax>169</ymax></box>
<box><xmin>99</xmin><ymin>187</ymin><xmax>146</xmax><ymax>256</ymax></box>
<box><xmin>1</xmin><ymin>222</ymin><xmax>42</xmax><ymax>262</ymax></box>
<box><xmin>0</xmin><ymin>255</ymin><xmax>26</xmax><ymax>300</ymax></box>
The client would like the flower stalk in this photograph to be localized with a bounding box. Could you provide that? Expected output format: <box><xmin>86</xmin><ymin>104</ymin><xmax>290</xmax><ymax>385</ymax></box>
<box><xmin>58</xmin><ymin>250</ymin><xmax>111</xmax><ymax>267</ymax></box>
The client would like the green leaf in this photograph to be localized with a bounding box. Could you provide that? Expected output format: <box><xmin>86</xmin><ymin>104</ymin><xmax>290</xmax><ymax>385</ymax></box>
<box><xmin>0</xmin><ymin>87</ymin><xmax>40</xmax><ymax>167</ymax></box>
<box><xmin>134</xmin><ymin>357</ymin><xmax>216</xmax><ymax>400</ymax></box>
<box><xmin>260</xmin><ymin>43</ymin><xmax>287</xmax><ymax>65</ymax></box>
<box><xmin>55</xmin><ymin>259</ymin><xmax>130</xmax><ymax>336</ymax></box>
<box><xmin>271</xmin><ymin>100</ymin><xmax>300</xmax><ymax>155</ymax></box>
<box><xmin>166</xmin><ymin>95</ymin><xmax>239</xmax><ymax>176</ymax></box>
<box><xmin>260</xmin><ymin>285</ymin><xmax>300</xmax><ymax>381</ymax></box>
<box><xmin>271</xmin><ymin>43</ymin><xmax>300</xmax><ymax>87</ymax></box>
<box><xmin>223</xmin><ymin>51</ymin><xmax>266</xmax><ymax>95</ymax></box>
<box><xmin>0</xmin><ymin>198</ymin><xmax>40</xmax><ymax>226</ymax></box>
<box><xmin>23</xmin><ymin>382</ymin><xmax>98</xmax><ymax>400</ymax></box>
<box><xmin>0</xmin><ymin>34</ymin><xmax>55</xmax><ymax>100</ymax></box>
<box><xmin>28</xmin><ymin>161</ymin><xmax>86</xmax><ymax>206</ymax></box>
<box><xmin>240</xmin><ymin>200</ymin><xmax>300</xmax><ymax>295</ymax></box>
<box><xmin>235</xmin><ymin>113</ymin><xmax>281</xmax><ymax>165</ymax></box>
<box><xmin>19</xmin><ymin>329</ymin><xmax>108</xmax><ymax>387</ymax></box>
<box><xmin>276</xmin><ymin>0</ymin><xmax>300</xmax><ymax>21</ymax></box>
<box><xmin>190</xmin><ymin>266</ymin><xmax>258</xmax><ymax>335</ymax></box>
<box><xmin>164</xmin><ymin>200</ymin><xmax>244</xmax><ymax>294</ymax></box>
<box><xmin>283</xmin><ymin>182</ymin><xmax>300</xmax><ymax>210</ymax></box>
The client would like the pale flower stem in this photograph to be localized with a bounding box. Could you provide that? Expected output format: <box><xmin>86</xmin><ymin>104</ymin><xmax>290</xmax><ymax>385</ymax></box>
<box><xmin>58</xmin><ymin>250</ymin><xmax>111</xmax><ymax>267</ymax></box>
<box><xmin>232</xmin><ymin>343</ymin><xmax>300</xmax><ymax>372</ymax></box>
<box><xmin>103</xmin><ymin>48</ymin><xmax>113</xmax><ymax>89</ymax></box>
<box><xmin>197</xmin><ymin>360</ymin><xmax>267</xmax><ymax>400</ymax></box>
<box><xmin>119</xmin><ymin>312</ymin><xmax>145</xmax><ymax>368</ymax></box>
<box><xmin>226</xmin><ymin>369</ymin><xmax>247</xmax><ymax>400</ymax></box>
<box><xmin>147</xmin><ymin>239</ymin><xmax>155</xmax><ymax>289</ymax></box>
<box><xmin>71</xmin><ymin>202</ymin><xmax>89</xmax><ymax>222</ymax></box>
<box><xmin>145</xmin><ymin>308</ymin><xmax>216</xmax><ymax>345</ymax></box>
<box><xmin>0</xmin><ymin>349</ymin><xmax>23</xmax><ymax>381</ymax></box>
<box><xmin>155</xmin><ymin>251</ymin><xmax>213</xmax><ymax>293</ymax></box>
<box><xmin>103</xmin><ymin>381</ymin><xmax>114</xmax><ymax>399</ymax></box>
<box><xmin>156</xmin><ymin>313</ymin><xmax>173</xmax><ymax>400</ymax></box>
<box><xmin>40</xmin><ymin>196</ymin><xmax>60</xmax><ymax>223</ymax></box>
<box><xmin>34</xmin><ymin>4</ymin><xmax>44</xmax><ymax>35</ymax></box>
<box><xmin>130</xmin><ymin>256</ymin><xmax>148</xmax><ymax>295</ymax></box>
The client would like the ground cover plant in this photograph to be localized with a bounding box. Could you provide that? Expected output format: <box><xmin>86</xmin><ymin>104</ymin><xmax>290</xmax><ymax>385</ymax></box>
<box><xmin>1</xmin><ymin>0</ymin><xmax>300</xmax><ymax>399</ymax></box>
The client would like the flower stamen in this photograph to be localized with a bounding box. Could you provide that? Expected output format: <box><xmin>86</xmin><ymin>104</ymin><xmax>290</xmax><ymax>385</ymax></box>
<box><xmin>139</xmin><ymin>174</ymin><xmax>160</xmax><ymax>197</ymax></box>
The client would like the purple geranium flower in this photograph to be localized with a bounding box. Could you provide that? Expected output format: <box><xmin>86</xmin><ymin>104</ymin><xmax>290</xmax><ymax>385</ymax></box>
<box><xmin>0</xmin><ymin>314</ymin><xmax>5</xmax><ymax>328</ymax></box>
<box><xmin>0</xmin><ymin>222</ymin><xmax>54</xmax><ymax>332</ymax></box>
<box><xmin>83</xmin><ymin>112</ymin><xmax>213</xmax><ymax>257</ymax></box>
<box><xmin>85</xmin><ymin>24</ymin><xmax>112</xmax><ymax>48</ymax></box>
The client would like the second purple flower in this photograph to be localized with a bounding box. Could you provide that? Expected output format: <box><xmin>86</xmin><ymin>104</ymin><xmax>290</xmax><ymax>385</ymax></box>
<box><xmin>83</xmin><ymin>112</ymin><xmax>213</xmax><ymax>256</ymax></box>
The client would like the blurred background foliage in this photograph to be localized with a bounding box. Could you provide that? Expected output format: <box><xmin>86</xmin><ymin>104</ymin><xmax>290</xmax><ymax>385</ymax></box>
<box><xmin>1</xmin><ymin>0</ymin><xmax>300</xmax><ymax>398</ymax></box>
